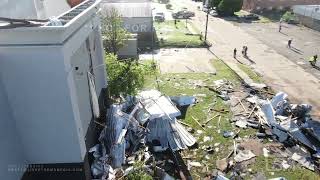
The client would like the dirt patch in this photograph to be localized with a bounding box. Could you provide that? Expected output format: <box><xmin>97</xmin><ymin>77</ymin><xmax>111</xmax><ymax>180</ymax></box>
<box><xmin>239</xmin><ymin>139</ymin><xmax>264</xmax><ymax>156</ymax></box>
<box><xmin>154</xmin><ymin>48</ymin><xmax>216</xmax><ymax>73</ymax></box>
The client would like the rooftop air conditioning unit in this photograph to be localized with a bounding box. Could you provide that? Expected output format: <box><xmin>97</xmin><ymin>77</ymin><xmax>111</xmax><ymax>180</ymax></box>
<box><xmin>0</xmin><ymin>0</ymin><xmax>107</xmax><ymax>179</ymax></box>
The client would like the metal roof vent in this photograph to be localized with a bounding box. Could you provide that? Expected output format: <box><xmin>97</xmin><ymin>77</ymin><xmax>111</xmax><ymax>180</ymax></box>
<box><xmin>0</xmin><ymin>0</ymin><xmax>101</xmax><ymax>45</ymax></box>
<box><xmin>53</xmin><ymin>0</ymin><xmax>96</xmax><ymax>26</ymax></box>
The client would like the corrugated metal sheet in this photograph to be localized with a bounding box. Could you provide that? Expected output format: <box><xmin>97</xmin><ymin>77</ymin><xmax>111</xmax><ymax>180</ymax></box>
<box><xmin>101</xmin><ymin>2</ymin><xmax>152</xmax><ymax>17</ymax></box>
<box><xmin>146</xmin><ymin>118</ymin><xmax>196</xmax><ymax>151</ymax></box>
<box><xmin>138</xmin><ymin>90</ymin><xmax>196</xmax><ymax>151</ymax></box>
<box><xmin>99</xmin><ymin>105</ymin><xmax>127</xmax><ymax>168</ymax></box>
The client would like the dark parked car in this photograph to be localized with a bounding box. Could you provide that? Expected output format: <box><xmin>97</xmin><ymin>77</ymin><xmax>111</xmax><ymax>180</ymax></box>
<box><xmin>243</xmin><ymin>14</ymin><xmax>260</xmax><ymax>20</ymax></box>
<box><xmin>287</xmin><ymin>19</ymin><xmax>299</xmax><ymax>25</ymax></box>
<box><xmin>172</xmin><ymin>10</ymin><xmax>195</xmax><ymax>19</ymax></box>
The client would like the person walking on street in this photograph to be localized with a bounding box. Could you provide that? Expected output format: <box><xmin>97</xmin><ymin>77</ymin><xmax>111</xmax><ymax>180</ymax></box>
<box><xmin>309</xmin><ymin>55</ymin><xmax>318</xmax><ymax>67</ymax></box>
<box><xmin>242</xmin><ymin>46</ymin><xmax>245</xmax><ymax>56</ymax></box>
<box><xmin>279</xmin><ymin>25</ymin><xmax>282</xmax><ymax>32</ymax></box>
<box><xmin>287</xmin><ymin>39</ymin><xmax>292</xmax><ymax>48</ymax></box>
<box><xmin>244</xmin><ymin>46</ymin><xmax>248</xmax><ymax>57</ymax></box>
<box><xmin>234</xmin><ymin>48</ymin><xmax>237</xmax><ymax>59</ymax></box>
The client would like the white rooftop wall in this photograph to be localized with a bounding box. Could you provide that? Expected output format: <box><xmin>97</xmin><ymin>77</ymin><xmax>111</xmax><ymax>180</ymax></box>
<box><xmin>0</xmin><ymin>77</ymin><xmax>27</xmax><ymax>180</ymax></box>
<box><xmin>0</xmin><ymin>0</ymin><xmax>106</xmax><ymax>169</ymax></box>
<box><xmin>0</xmin><ymin>0</ymin><xmax>71</xmax><ymax>19</ymax></box>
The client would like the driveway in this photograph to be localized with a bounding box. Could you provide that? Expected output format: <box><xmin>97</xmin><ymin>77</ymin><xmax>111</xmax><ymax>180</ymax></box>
<box><xmin>139</xmin><ymin>48</ymin><xmax>216</xmax><ymax>74</ymax></box>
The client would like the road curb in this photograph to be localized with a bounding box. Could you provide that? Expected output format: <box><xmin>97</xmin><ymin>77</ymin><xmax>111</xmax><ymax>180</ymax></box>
<box><xmin>207</xmin><ymin>48</ymin><xmax>254</xmax><ymax>86</ymax></box>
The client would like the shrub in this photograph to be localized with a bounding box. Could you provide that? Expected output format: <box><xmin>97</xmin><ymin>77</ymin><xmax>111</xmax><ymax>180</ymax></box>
<box><xmin>217</xmin><ymin>0</ymin><xmax>243</xmax><ymax>16</ymax></box>
<box><xmin>105</xmin><ymin>53</ymin><xmax>157</xmax><ymax>98</ymax></box>
<box><xmin>282</xmin><ymin>11</ymin><xmax>296</xmax><ymax>22</ymax></box>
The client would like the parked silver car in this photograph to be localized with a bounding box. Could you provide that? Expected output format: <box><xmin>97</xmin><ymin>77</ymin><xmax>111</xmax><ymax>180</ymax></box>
<box><xmin>154</xmin><ymin>12</ymin><xmax>165</xmax><ymax>22</ymax></box>
<box><xmin>172</xmin><ymin>10</ymin><xmax>195</xmax><ymax>19</ymax></box>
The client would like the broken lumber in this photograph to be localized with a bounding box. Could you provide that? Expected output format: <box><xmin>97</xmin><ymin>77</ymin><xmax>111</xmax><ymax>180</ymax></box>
<box><xmin>191</xmin><ymin>116</ymin><xmax>205</xmax><ymax>130</ymax></box>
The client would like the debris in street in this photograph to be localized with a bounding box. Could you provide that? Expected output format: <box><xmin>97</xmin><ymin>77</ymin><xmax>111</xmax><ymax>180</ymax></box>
<box><xmin>223</xmin><ymin>131</ymin><xmax>235</xmax><ymax>138</ymax></box>
<box><xmin>249</xmin><ymin>82</ymin><xmax>267</xmax><ymax>89</ymax></box>
<box><xmin>88</xmin><ymin>89</ymin><xmax>198</xmax><ymax>179</ymax></box>
<box><xmin>187</xmin><ymin>161</ymin><xmax>202</xmax><ymax>170</ymax></box>
<box><xmin>216</xmin><ymin>158</ymin><xmax>229</xmax><ymax>172</ymax></box>
<box><xmin>209</xmin><ymin>79</ymin><xmax>234</xmax><ymax>101</ymax></box>
<box><xmin>147</xmin><ymin>117</ymin><xmax>196</xmax><ymax>151</ymax></box>
<box><xmin>215</xmin><ymin>174</ymin><xmax>230</xmax><ymax>180</ymax></box>
<box><xmin>239</xmin><ymin>139</ymin><xmax>264</xmax><ymax>156</ymax></box>
<box><xmin>263</xmin><ymin>148</ymin><xmax>269</xmax><ymax>157</ymax></box>
<box><xmin>203</xmin><ymin>136</ymin><xmax>212</xmax><ymax>143</ymax></box>
<box><xmin>234</xmin><ymin>150</ymin><xmax>256</xmax><ymax>162</ymax></box>
<box><xmin>291</xmin><ymin>153</ymin><xmax>315</xmax><ymax>171</ymax></box>
<box><xmin>269</xmin><ymin>177</ymin><xmax>287</xmax><ymax>180</ymax></box>
<box><xmin>138</xmin><ymin>90</ymin><xmax>181</xmax><ymax>120</ymax></box>
<box><xmin>203</xmin><ymin>114</ymin><xmax>220</xmax><ymax>126</ymax></box>
<box><xmin>170</xmin><ymin>96</ymin><xmax>197</xmax><ymax>106</ymax></box>
<box><xmin>281</xmin><ymin>160</ymin><xmax>290</xmax><ymax>170</ymax></box>
<box><xmin>235</xmin><ymin>119</ymin><xmax>248</xmax><ymax>128</ymax></box>
<box><xmin>88</xmin><ymin>79</ymin><xmax>320</xmax><ymax>179</ymax></box>
<box><xmin>192</xmin><ymin>116</ymin><xmax>206</xmax><ymax>130</ymax></box>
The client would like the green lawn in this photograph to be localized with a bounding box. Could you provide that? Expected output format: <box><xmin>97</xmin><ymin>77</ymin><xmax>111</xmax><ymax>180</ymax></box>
<box><xmin>237</xmin><ymin>64</ymin><xmax>264</xmax><ymax>83</ymax></box>
<box><xmin>154</xmin><ymin>20</ymin><xmax>206</xmax><ymax>48</ymax></box>
<box><xmin>142</xmin><ymin>59</ymin><xmax>319</xmax><ymax>179</ymax></box>
<box><xmin>144</xmin><ymin>59</ymin><xmax>255</xmax><ymax>177</ymax></box>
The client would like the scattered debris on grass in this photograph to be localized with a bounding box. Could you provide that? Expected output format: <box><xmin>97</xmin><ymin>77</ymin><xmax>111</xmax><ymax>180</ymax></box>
<box><xmin>89</xmin><ymin>75</ymin><xmax>320</xmax><ymax>179</ymax></box>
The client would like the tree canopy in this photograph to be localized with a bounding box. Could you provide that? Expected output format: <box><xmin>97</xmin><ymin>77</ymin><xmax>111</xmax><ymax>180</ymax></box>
<box><xmin>105</xmin><ymin>53</ymin><xmax>157</xmax><ymax>98</ymax></box>
<box><xmin>217</xmin><ymin>0</ymin><xmax>243</xmax><ymax>16</ymax></box>
<box><xmin>101</xmin><ymin>8</ymin><xmax>130</xmax><ymax>54</ymax></box>
<box><xmin>207</xmin><ymin>0</ymin><xmax>243</xmax><ymax>16</ymax></box>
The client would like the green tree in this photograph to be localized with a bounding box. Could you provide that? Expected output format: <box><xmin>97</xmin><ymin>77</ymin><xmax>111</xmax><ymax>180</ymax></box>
<box><xmin>217</xmin><ymin>0</ymin><xmax>243</xmax><ymax>16</ymax></box>
<box><xmin>101</xmin><ymin>8</ymin><xmax>130</xmax><ymax>54</ymax></box>
<box><xmin>208</xmin><ymin>0</ymin><xmax>221</xmax><ymax>8</ymax></box>
<box><xmin>105</xmin><ymin>53</ymin><xmax>157</xmax><ymax>98</ymax></box>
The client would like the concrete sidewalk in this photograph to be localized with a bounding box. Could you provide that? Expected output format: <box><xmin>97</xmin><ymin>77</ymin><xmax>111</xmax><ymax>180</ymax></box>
<box><xmin>180</xmin><ymin>0</ymin><xmax>320</xmax><ymax>116</ymax></box>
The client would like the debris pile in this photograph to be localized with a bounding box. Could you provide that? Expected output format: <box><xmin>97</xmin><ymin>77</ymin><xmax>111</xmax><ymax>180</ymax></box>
<box><xmin>89</xmin><ymin>90</ymin><xmax>197</xmax><ymax>179</ymax></box>
<box><xmin>204</xmin><ymin>79</ymin><xmax>320</xmax><ymax>179</ymax></box>
<box><xmin>89</xmin><ymin>77</ymin><xmax>320</xmax><ymax>179</ymax></box>
<box><xmin>227</xmin><ymin>89</ymin><xmax>320</xmax><ymax>177</ymax></box>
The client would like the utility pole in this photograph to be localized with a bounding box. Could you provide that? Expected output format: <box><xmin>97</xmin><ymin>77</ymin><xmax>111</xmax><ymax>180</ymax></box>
<box><xmin>186</xmin><ymin>18</ymin><xmax>188</xmax><ymax>28</ymax></box>
<box><xmin>204</xmin><ymin>9</ymin><xmax>209</xmax><ymax>41</ymax></box>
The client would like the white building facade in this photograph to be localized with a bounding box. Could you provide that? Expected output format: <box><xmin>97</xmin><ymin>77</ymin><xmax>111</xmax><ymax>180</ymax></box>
<box><xmin>0</xmin><ymin>0</ymin><xmax>107</xmax><ymax>179</ymax></box>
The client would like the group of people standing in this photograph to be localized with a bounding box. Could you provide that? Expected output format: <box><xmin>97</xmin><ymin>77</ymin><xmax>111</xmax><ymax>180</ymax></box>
<box><xmin>233</xmin><ymin>46</ymin><xmax>248</xmax><ymax>59</ymax></box>
<box><xmin>231</xmin><ymin>22</ymin><xmax>318</xmax><ymax>67</ymax></box>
